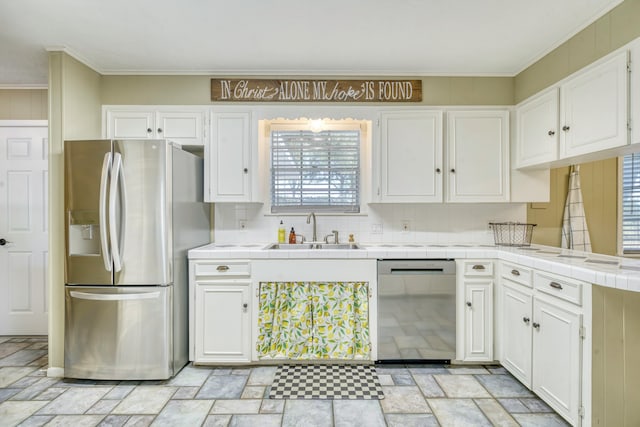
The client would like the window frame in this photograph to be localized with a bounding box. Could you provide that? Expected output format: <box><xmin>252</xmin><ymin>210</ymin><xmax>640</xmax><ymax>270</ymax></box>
<box><xmin>619</xmin><ymin>153</ymin><xmax>640</xmax><ymax>256</ymax></box>
<box><xmin>265</xmin><ymin>119</ymin><xmax>368</xmax><ymax>215</ymax></box>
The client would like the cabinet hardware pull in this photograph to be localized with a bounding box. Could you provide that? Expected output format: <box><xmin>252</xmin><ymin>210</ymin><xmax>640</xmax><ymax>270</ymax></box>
<box><xmin>243</xmin><ymin>168</ymin><xmax>248</xmax><ymax>173</ymax></box>
<box><xmin>242</xmin><ymin>303</ymin><xmax>248</xmax><ymax>312</ymax></box>
<box><xmin>532</xmin><ymin>322</ymin><xmax>540</xmax><ymax>329</ymax></box>
<box><xmin>549</xmin><ymin>281</ymin><xmax>563</xmax><ymax>290</ymax></box>
<box><xmin>436</xmin><ymin>168</ymin><xmax>441</xmax><ymax>173</ymax></box>
<box><xmin>157</xmin><ymin>128</ymin><xmax>163</xmax><ymax>133</ymax></box>
<box><xmin>472</xmin><ymin>265</ymin><xmax>485</xmax><ymax>270</ymax></box>
<box><xmin>511</xmin><ymin>269</ymin><xmax>520</xmax><ymax>276</ymax></box>
<box><xmin>146</xmin><ymin>128</ymin><xmax>153</xmax><ymax>133</ymax></box>
<box><xmin>450</xmin><ymin>168</ymin><xmax>456</xmax><ymax>173</ymax></box>
<box><xmin>216</xmin><ymin>265</ymin><xmax>230</xmax><ymax>272</ymax></box>
<box><xmin>466</xmin><ymin>301</ymin><xmax>472</xmax><ymax>307</ymax></box>
<box><xmin>548</xmin><ymin>130</ymin><xmax>555</xmax><ymax>136</ymax></box>
<box><xmin>0</xmin><ymin>238</ymin><xmax>9</xmax><ymax>246</ymax></box>
<box><xmin>562</xmin><ymin>125</ymin><xmax>570</xmax><ymax>131</ymax></box>
<box><xmin>523</xmin><ymin>317</ymin><xmax>530</xmax><ymax>324</ymax></box>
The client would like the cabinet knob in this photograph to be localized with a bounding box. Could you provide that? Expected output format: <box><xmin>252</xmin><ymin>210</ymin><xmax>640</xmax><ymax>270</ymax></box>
<box><xmin>532</xmin><ymin>322</ymin><xmax>540</xmax><ymax>329</ymax></box>
<box><xmin>562</xmin><ymin>125</ymin><xmax>570</xmax><ymax>132</ymax></box>
<box><xmin>548</xmin><ymin>130</ymin><xmax>555</xmax><ymax>136</ymax></box>
<box><xmin>435</xmin><ymin>168</ymin><xmax>441</xmax><ymax>173</ymax></box>
<box><xmin>243</xmin><ymin>168</ymin><xmax>248</xmax><ymax>174</ymax></box>
<box><xmin>242</xmin><ymin>303</ymin><xmax>248</xmax><ymax>312</ymax></box>
<box><xmin>157</xmin><ymin>128</ymin><xmax>163</xmax><ymax>133</ymax></box>
<box><xmin>0</xmin><ymin>238</ymin><xmax>8</xmax><ymax>246</ymax></box>
<box><xmin>466</xmin><ymin>301</ymin><xmax>472</xmax><ymax>307</ymax></box>
<box><xmin>523</xmin><ymin>317</ymin><xmax>530</xmax><ymax>324</ymax></box>
<box><xmin>146</xmin><ymin>128</ymin><xmax>153</xmax><ymax>133</ymax></box>
<box><xmin>450</xmin><ymin>168</ymin><xmax>455</xmax><ymax>173</ymax></box>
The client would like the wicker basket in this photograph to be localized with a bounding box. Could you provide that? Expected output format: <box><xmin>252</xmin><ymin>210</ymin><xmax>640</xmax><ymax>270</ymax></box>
<box><xmin>489</xmin><ymin>222</ymin><xmax>536</xmax><ymax>247</ymax></box>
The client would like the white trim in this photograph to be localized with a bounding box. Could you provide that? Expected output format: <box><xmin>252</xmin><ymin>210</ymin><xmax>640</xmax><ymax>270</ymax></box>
<box><xmin>0</xmin><ymin>120</ymin><xmax>48</xmax><ymax>127</ymax></box>
<box><xmin>46</xmin><ymin>367</ymin><xmax>64</xmax><ymax>378</ymax></box>
<box><xmin>617</xmin><ymin>156</ymin><xmax>624</xmax><ymax>256</ymax></box>
<box><xmin>0</xmin><ymin>84</ymin><xmax>48</xmax><ymax>89</ymax></box>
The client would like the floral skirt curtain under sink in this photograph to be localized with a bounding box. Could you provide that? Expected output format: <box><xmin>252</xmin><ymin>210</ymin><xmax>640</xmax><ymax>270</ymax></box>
<box><xmin>256</xmin><ymin>282</ymin><xmax>370</xmax><ymax>360</ymax></box>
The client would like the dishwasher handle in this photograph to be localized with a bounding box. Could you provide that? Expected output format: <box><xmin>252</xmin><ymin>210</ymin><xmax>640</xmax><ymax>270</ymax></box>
<box><xmin>389</xmin><ymin>268</ymin><xmax>445</xmax><ymax>275</ymax></box>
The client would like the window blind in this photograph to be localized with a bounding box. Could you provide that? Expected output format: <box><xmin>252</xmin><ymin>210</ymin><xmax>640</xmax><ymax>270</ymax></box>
<box><xmin>622</xmin><ymin>153</ymin><xmax>640</xmax><ymax>253</ymax></box>
<box><xmin>271</xmin><ymin>129</ymin><xmax>360</xmax><ymax>213</ymax></box>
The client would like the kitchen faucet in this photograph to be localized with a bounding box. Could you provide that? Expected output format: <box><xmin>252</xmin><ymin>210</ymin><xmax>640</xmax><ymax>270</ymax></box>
<box><xmin>306</xmin><ymin>212</ymin><xmax>317</xmax><ymax>242</ymax></box>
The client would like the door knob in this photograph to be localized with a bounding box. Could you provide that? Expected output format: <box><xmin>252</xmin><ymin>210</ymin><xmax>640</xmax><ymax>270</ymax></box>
<box><xmin>0</xmin><ymin>238</ymin><xmax>9</xmax><ymax>246</ymax></box>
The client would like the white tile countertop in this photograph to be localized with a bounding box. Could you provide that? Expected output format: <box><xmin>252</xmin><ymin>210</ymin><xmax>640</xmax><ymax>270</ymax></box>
<box><xmin>188</xmin><ymin>242</ymin><xmax>640</xmax><ymax>293</ymax></box>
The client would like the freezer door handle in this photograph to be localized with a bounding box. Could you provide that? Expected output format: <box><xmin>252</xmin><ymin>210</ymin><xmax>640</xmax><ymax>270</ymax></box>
<box><xmin>99</xmin><ymin>152</ymin><xmax>113</xmax><ymax>271</ymax></box>
<box><xmin>109</xmin><ymin>152</ymin><xmax>127</xmax><ymax>272</ymax></box>
<box><xmin>69</xmin><ymin>290</ymin><xmax>160</xmax><ymax>301</ymax></box>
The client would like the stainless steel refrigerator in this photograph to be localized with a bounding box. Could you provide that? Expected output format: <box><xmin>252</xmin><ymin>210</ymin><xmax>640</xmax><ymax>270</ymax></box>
<box><xmin>64</xmin><ymin>139</ymin><xmax>210</xmax><ymax>380</ymax></box>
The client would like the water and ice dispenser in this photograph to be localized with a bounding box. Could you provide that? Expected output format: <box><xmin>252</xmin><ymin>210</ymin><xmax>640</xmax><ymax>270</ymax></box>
<box><xmin>68</xmin><ymin>211</ymin><xmax>101</xmax><ymax>256</ymax></box>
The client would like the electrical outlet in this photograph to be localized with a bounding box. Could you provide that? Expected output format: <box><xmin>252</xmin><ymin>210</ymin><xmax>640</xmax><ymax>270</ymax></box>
<box><xmin>238</xmin><ymin>219</ymin><xmax>247</xmax><ymax>230</ymax></box>
<box><xmin>401</xmin><ymin>220</ymin><xmax>411</xmax><ymax>232</ymax></box>
<box><xmin>371</xmin><ymin>223</ymin><xmax>383</xmax><ymax>234</ymax></box>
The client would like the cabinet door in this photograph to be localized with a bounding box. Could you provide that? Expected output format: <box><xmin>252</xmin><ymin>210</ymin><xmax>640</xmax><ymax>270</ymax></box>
<box><xmin>106</xmin><ymin>111</ymin><xmax>155</xmax><ymax>139</ymax></box>
<box><xmin>207</xmin><ymin>112</ymin><xmax>251</xmax><ymax>202</ymax></box>
<box><xmin>532</xmin><ymin>297</ymin><xmax>582</xmax><ymax>425</ymax></box>
<box><xmin>463</xmin><ymin>280</ymin><xmax>493</xmax><ymax>362</ymax></box>
<box><xmin>156</xmin><ymin>111</ymin><xmax>205</xmax><ymax>145</ymax></box>
<box><xmin>447</xmin><ymin>111</ymin><xmax>509</xmax><ymax>202</ymax></box>
<box><xmin>501</xmin><ymin>281</ymin><xmax>533</xmax><ymax>387</ymax></box>
<box><xmin>560</xmin><ymin>50</ymin><xmax>629</xmax><ymax>158</ymax></box>
<box><xmin>379</xmin><ymin>111</ymin><xmax>443</xmax><ymax>202</ymax></box>
<box><xmin>194</xmin><ymin>282</ymin><xmax>251</xmax><ymax>363</ymax></box>
<box><xmin>516</xmin><ymin>88</ymin><xmax>559</xmax><ymax>168</ymax></box>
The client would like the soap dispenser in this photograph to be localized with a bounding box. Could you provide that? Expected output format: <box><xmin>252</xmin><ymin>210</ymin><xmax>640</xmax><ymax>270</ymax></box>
<box><xmin>278</xmin><ymin>220</ymin><xmax>286</xmax><ymax>243</ymax></box>
<box><xmin>289</xmin><ymin>227</ymin><xmax>296</xmax><ymax>244</ymax></box>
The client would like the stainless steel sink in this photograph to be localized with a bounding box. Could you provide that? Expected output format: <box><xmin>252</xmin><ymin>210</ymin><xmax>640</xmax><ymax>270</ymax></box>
<box><xmin>265</xmin><ymin>243</ymin><xmax>360</xmax><ymax>250</ymax></box>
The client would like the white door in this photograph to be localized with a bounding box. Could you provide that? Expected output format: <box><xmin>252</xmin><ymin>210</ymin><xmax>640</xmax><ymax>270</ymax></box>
<box><xmin>446</xmin><ymin>110</ymin><xmax>509</xmax><ymax>202</ymax></box>
<box><xmin>532</xmin><ymin>297</ymin><xmax>582</xmax><ymax>426</ymax></box>
<box><xmin>106</xmin><ymin>110</ymin><xmax>155</xmax><ymax>139</ymax></box>
<box><xmin>463</xmin><ymin>280</ymin><xmax>493</xmax><ymax>362</ymax></box>
<box><xmin>501</xmin><ymin>281</ymin><xmax>533</xmax><ymax>387</ymax></box>
<box><xmin>0</xmin><ymin>122</ymin><xmax>49</xmax><ymax>334</ymax></box>
<box><xmin>515</xmin><ymin>88</ymin><xmax>559</xmax><ymax>168</ymax></box>
<box><xmin>156</xmin><ymin>110</ymin><xmax>205</xmax><ymax>146</ymax></box>
<box><xmin>379</xmin><ymin>111</ymin><xmax>443</xmax><ymax>202</ymax></box>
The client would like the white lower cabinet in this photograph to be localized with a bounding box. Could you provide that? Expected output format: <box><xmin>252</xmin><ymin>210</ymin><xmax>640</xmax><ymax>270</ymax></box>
<box><xmin>500</xmin><ymin>263</ymin><xmax>584</xmax><ymax>426</ymax></box>
<box><xmin>457</xmin><ymin>260</ymin><xmax>494</xmax><ymax>362</ymax></box>
<box><xmin>190</xmin><ymin>260</ymin><xmax>252</xmax><ymax>364</ymax></box>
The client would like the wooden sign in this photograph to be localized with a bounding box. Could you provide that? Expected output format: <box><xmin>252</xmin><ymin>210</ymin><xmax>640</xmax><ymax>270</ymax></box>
<box><xmin>211</xmin><ymin>79</ymin><xmax>422</xmax><ymax>102</ymax></box>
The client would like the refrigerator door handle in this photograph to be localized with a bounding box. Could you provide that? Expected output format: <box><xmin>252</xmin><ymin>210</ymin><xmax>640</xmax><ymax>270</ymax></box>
<box><xmin>69</xmin><ymin>290</ymin><xmax>160</xmax><ymax>301</ymax></box>
<box><xmin>109</xmin><ymin>152</ymin><xmax>127</xmax><ymax>272</ymax></box>
<box><xmin>99</xmin><ymin>152</ymin><xmax>112</xmax><ymax>271</ymax></box>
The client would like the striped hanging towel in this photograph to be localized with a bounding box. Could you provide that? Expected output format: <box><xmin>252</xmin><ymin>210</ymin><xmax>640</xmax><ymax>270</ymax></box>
<box><xmin>561</xmin><ymin>165</ymin><xmax>592</xmax><ymax>252</ymax></box>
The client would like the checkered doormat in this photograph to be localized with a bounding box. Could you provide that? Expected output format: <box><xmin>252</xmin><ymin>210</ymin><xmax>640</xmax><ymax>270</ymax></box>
<box><xmin>269</xmin><ymin>364</ymin><xmax>384</xmax><ymax>400</ymax></box>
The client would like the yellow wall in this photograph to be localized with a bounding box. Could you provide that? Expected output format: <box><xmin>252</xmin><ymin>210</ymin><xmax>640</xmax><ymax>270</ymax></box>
<box><xmin>101</xmin><ymin>75</ymin><xmax>514</xmax><ymax>106</ymax></box>
<box><xmin>515</xmin><ymin>0</ymin><xmax>640</xmax><ymax>103</ymax></box>
<box><xmin>518</xmin><ymin>0</ymin><xmax>640</xmax><ymax>256</ymax></box>
<box><xmin>48</xmin><ymin>51</ymin><xmax>102</xmax><ymax>373</ymax></box>
<box><xmin>592</xmin><ymin>285</ymin><xmax>640</xmax><ymax>426</ymax></box>
<box><xmin>0</xmin><ymin>89</ymin><xmax>48</xmax><ymax>120</ymax></box>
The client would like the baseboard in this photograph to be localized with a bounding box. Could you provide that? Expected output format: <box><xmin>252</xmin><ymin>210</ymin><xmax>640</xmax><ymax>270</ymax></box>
<box><xmin>47</xmin><ymin>367</ymin><xmax>64</xmax><ymax>378</ymax></box>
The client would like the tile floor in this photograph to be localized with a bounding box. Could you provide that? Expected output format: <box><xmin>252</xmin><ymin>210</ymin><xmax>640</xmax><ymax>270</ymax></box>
<box><xmin>0</xmin><ymin>336</ymin><xmax>570</xmax><ymax>426</ymax></box>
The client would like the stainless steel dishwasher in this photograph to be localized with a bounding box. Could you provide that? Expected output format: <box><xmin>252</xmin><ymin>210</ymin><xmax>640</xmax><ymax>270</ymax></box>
<box><xmin>377</xmin><ymin>259</ymin><xmax>456</xmax><ymax>363</ymax></box>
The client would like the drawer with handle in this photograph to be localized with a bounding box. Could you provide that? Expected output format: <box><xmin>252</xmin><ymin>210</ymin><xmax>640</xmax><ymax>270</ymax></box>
<box><xmin>462</xmin><ymin>260</ymin><xmax>493</xmax><ymax>276</ymax></box>
<box><xmin>501</xmin><ymin>261</ymin><xmax>533</xmax><ymax>287</ymax></box>
<box><xmin>534</xmin><ymin>271</ymin><xmax>583</xmax><ymax>306</ymax></box>
<box><xmin>194</xmin><ymin>260</ymin><xmax>251</xmax><ymax>278</ymax></box>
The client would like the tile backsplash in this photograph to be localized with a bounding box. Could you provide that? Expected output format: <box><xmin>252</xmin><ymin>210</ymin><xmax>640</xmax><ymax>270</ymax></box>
<box><xmin>213</xmin><ymin>203</ymin><xmax>527</xmax><ymax>245</ymax></box>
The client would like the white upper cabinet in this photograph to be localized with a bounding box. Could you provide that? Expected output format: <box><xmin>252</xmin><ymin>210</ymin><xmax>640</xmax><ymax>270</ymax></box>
<box><xmin>559</xmin><ymin>50</ymin><xmax>629</xmax><ymax>158</ymax></box>
<box><xmin>515</xmin><ymin>49</ymin><xmax>629</xmax><ymax>168</ymax></box>
<box><xmin>206</xmin><ymin>111</ymin><xmax>252</xmax><ymax>202</ymax></box>
<box><xmin>446</xmin><ymin>110</ymin><xmax>509</xmax><ymax>202</ymax></box>
<box><xmin>516</xmin><ymin>88</ymin><xmax>559</xmax><ymax>168</ymax></box>
<box><xmin>379</xmin><ymin>111</ymin><xmax>443</xmax><ymax>202</ymax></box>
<box><xmin>104</xmin><ymin>107</ymin><xmax>207</xmax><ymax>146</ymax></box>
